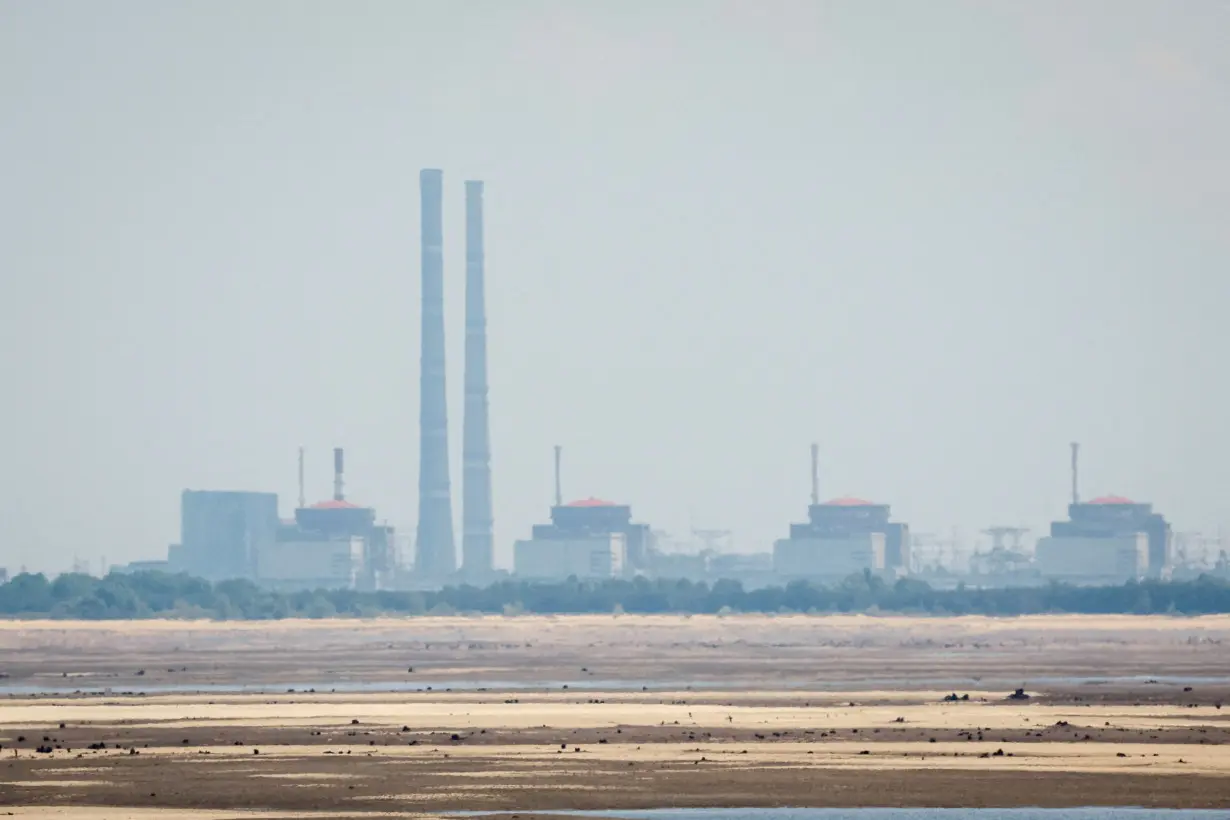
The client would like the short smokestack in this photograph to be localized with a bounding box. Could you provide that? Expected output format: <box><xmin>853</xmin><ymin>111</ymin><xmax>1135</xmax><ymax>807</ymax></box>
<box><xmin>298</xmin><ymin>446</ymin><xmax>306</xmax><ymax>509</ymax></box>
<box><xmin>333</xmin><ymin>447</ymin><xmax>344</xmax><ymax>501</ymax></box>
<box><xmin>554</xmin><ymin>445</ymin><xmax>563</xmax><ymax>508</ymax></box>
<box><xmin>461</xmin><ymin>179</ymin><xmax>494</xmax><ymax>577</ymax></box>
<box><xmin>1070</xmin><ymin>441</ymin><xmax>1080</xmax><ymax>506</ymax></box>
<box><xmin>414</xmin><ymin>169</ymin><xmax>457</xmax><ymax>577</ymax></box>
<box><xmin>810</xmin><ymin>442</ymin><xmax>819</xmax><ymax>506</ymax></box>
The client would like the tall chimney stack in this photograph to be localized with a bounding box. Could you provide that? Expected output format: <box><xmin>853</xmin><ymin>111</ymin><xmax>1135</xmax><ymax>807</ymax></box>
<box><xmin>298</xmin><ymin>446</ymin><xmax>306</xmax><ymax>509</ymax></box>
<box><xmin>461</xmin><ymin>180</ymin><xmax>494</xmax><ymax>578</ymax></box>
<box><xmin>810</xmin><ymin>443</ymin><xmax>819</xmax><ymax>506</ymax></box>
<box><xmin>333</xmin><ymin>447</ymin><xmax>344</xmax><ymax>501</ymax></box>
<box><xmin>414</xmin><ymin>168</ymin><xmax>457</xmax><ymax>577</ymax></box>
<box><xmin>554</xmin><ymin>445</ymin><xmax>563</xmax><ymax>508</ymax></box>
<box><xmin>1070</xmin><ymin>441</ymin><xmax>1080</xmax><ymax>506</ymax></box>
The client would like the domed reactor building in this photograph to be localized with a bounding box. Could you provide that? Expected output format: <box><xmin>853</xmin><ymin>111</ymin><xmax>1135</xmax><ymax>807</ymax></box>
<box><xmin>772</xmin><ymin>445</ymin><xmax>911</xmax><ymax>581</ymax></box>
<box><xmin>1034</xmin><ymin>443</ymin><xmax>1172</xmax><ymax>585</ymax></box>
<box><xmin>512</xmin><ymin>447</ymin><xmax>654</xmax><ymax>580</ymax></box>
<box><xmin>256</xmin><ymin>448</ymin><xmax>397</xmax><ymax>591</ymax></box>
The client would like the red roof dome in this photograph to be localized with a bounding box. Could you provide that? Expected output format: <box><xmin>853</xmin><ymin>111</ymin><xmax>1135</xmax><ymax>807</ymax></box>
<box><xmin>1088</xmin><ymin>495</ymin><xmax>1135</xmax><ymax>505</ymax></box>
<box><xmin>566</xmin><ymin>497</ymin><xmax>618</xmax><ymax>507</ymax></box>
<box><xmin>308</xmin><ymin>499</ymin><xmax>366</xmax><ymax>510</ymax></box>
<box><xmin>824</xmin><ymin>496</ymin><xmax>876</xmax><ymax>506</ymax></box>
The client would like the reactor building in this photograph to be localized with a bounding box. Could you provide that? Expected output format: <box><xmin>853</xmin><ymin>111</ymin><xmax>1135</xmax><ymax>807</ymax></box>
<box><xmin>772</xmin><ymin>444</ymin><xmax>911</xmax><ymax>580</ymax></box>
<box><xmin>1034</xmin><ymin>443</ymin><xmax>1171</xmax><ymax>584</ymax></box>
<box><xmin>171</xmin><ymin>448</ymin><xmax>396</xmax><ymax>590</ymax></box>
<box><xmin>513</xmin><ymin>447</ymin><xmax>654</xmax><ymax>579</ymax></box>
<box><xmin>260</xmin><ymin>448</ymin><xmax>397</xmax><ymax>591</ymax></box>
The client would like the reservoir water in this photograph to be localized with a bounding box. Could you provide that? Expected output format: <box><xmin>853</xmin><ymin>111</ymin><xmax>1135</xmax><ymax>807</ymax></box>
<box><xmin>5</xmin><ymin>673</ymin><xmax>1229</xmax><ymax>697</ymax></box>
<box><xmin>521</xmin><ymin>810</ymin><xmax>1224</xmax><ymax>820</ymax></box>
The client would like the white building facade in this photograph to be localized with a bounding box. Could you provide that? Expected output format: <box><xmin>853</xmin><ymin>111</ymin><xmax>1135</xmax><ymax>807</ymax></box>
<box><xmin>1034</xmin><ymin>533</ymin><xmax>1148</xmax><ymax>585</ymax></box>
<box><xmin>255</xmin><ymin>537</ymin><xmax>363</xmax><ymax>590</ymax></box>
<box><xmin>514</xmin><ymin>533</ymin><xmax>626</xmax><ymax>580</ymax></box>
<box><xmin>773</xmin><ymin>533</ymin><xmax>886</xmax><ymax>580</ymax></box>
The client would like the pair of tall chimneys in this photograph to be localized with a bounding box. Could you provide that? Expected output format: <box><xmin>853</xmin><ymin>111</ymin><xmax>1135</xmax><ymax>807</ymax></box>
<box><xmin>414</xmin><ymin>170</ymin><xmax>493</xmax><ymax>578</ymax></box>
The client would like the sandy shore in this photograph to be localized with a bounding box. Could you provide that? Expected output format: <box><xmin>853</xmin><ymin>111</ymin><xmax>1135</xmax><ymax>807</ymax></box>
<box><xmin>2</xmin><ymin>614</ymin><xmax>1230</xmax><ymax>813</ymax></box>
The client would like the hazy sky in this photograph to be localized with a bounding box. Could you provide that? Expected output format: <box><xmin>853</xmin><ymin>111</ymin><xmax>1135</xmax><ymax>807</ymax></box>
<box><xmin>2</xmin><ymin>1</ymin><xmax>1228</xmax><ymax>573</ymax></box>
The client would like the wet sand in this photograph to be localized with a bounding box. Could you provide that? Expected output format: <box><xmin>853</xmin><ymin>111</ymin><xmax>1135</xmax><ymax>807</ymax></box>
<box><xmin>2</xmin><ymin>614</ymin><xmax>1230</xmax><ymax>813</ymax></box>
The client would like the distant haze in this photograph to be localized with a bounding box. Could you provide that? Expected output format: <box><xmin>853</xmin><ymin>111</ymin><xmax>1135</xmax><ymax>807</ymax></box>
<box><xmin>1</xmin><ymin>1</ymin><xmax>1227</xmax><ymax>573</ymax></box>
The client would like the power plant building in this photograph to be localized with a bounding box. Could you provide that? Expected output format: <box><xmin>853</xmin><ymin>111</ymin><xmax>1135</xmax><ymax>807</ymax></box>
<box><xmin>772</xmin><ymin>445</ymin><xmax>910</xmax><ymax>580</ymax></box>
<box><xmin>774</xmin><ymin>497</ymin><xmax>910</xmax><ymax>580</ymax></box>
<box><xmin>1032</xmin><ymin>444</ymin><xmax>1172</xmax><ymax>584</ymax></box>
<box><xmin>256</xmin><ymin>534</ymin><xmax>365</xmax><ymax>590</ymax></box>
<box><xmin>1035</xmin><ymin>495</ymin><xmax>1169</xmax><ymax>584</ymax></box>
<box><xmin>514</xmin><ymin>498</ymin><xmax>652</xmax><ymax>580</ymax></box>
<box><xmin>175</xmin><ymin>449</ymin><xmax>396</xmax><ymax>590</ymax></box>
<box><xmin>260</xmin><ymin>448</ymin><xmax>395</xmax><ymax>590</ymax></box>
<box><xmin>176</xmin><ymin>490</ymin><xmax>278</xmax><ymax>581</ymax></box>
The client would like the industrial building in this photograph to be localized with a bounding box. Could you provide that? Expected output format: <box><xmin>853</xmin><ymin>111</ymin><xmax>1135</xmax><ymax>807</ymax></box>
<box><xmin>257</xmin><ymin>535</ymin><xmax>364</xmax><ymax>590</ymax></box>
<box><xmin>708</xmin><ymin>551</ymin><xmax>774</xmax><ymax>580</ymax></box>
<box><xmin>170</xmin><ymin>448</ymin><xmax>395</xmax><ymax>590</ymax></box>
<box><xmin>967</xmin><ymin>527</ymin><xmax>1035</xmax><ymax>585</ymax></box>
<box><xmin>1034</xmin><ymin>444</ymin><xmax>1172</xmax><ymax>585</ymax></box>
<box><xmin>773</xmin><ymin>445</ymin><xmax>910</xmax><ymax>580</ymax></box>
<box><xmin>513</xmin><ymin>448</ymin><xmax>654</xmax><ymax>580</ymax></box>
<box><xmin>174</xmin><ymin>490</ymin><xmax>278</xmax><ymax>581</ymax></box>
<box><xmin>112</xmin><ymin>560</ymin><xmax>171</xmax><ymax>575</ymax></box>
<box><xmin>260</xmin><ymin>448</ymin><xmax>396</xmax><ymax>590</ymax></box>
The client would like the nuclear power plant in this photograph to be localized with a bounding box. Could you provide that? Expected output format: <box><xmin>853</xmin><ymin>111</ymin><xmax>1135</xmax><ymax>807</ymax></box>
<box><xmin>169</xmin><ymin>447</ymin><xmax>396</xmax><ymax>590</ymax></box>
<box><xmin>513</xmin><ymin>446</ymin><xmax>656</xmax><ymax>579</ymax></box>
<box><xmin>772</xmin><ymin>444</ymin><xmax>912</xmax><ymax>581</ymax></box>
<box><xmin>1033</xmin><ymin>443</ymin><xmax>1173</xmax><ymax>585</ymax></box>
<box><xmin>121</xmin><ymin>168</ymin><xmax>1218</xmax><ymax>591</ymax></box>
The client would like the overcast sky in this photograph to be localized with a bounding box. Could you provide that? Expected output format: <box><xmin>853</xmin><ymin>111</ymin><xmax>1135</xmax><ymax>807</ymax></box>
<box><xmin>2</xmin><ymin>1</ymin><xmax>1227</xmax><ymax>573</ymax></box>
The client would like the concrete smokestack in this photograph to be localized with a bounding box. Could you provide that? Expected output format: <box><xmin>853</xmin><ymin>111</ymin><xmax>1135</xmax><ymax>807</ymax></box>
<box><xmin>461</xmin><ymin>180</ymin><xmax>494</xmax><ymax>577</ymax></box>
<box><xmin>298</xmin><ymin>446</ymin><xmax>305</xmax><ymax>509</ymax></box>
<box><xmin>810</xmin><ymin>443</ymin><xmax>819</xmax><ymax>506</ymax></box>
<box><xmin>333</xmin><ymin>447</ymin><xmax>344</xmax><ymax>501</ymax></box>
<box><xmin>1070</xmin><ymin>441</ymin><xmax>1080</xmax><ymax>506</ymax></box>
<box><xmin>414</xmin><ymin>169</ymin><xmax>457</xmax><ymax>577</ymax></box>
<box><xmin>554</xmin><ymin>445</ymin><xmax>563</xmax><ymax>508</ymax></box>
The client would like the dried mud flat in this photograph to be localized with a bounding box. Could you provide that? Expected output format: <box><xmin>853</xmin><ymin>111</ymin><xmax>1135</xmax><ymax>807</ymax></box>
<box><xmin>2</xmin><ymin>614</ymin><xmax>1230</xmax><ymax>815</ymax></box>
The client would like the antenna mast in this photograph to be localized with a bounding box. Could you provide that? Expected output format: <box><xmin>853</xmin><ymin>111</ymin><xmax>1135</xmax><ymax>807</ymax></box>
<box><xmin>333</xmin><ymin>447</ymin><xmax>344</xmax><ymax>502</ymax></box>
<box><xmin>553</xmin><ymin>445</ymin><xmax>563</xmax><ymax>507</ymax></box>
<box><xmin>809</xmin><ymin>442</ymin><xmax>819</xmax><ymax>506</ymax></box>
<box><xmin>1070</xmin><ymin>441</ymin><xmax>1080</xmax><ymax>505</ymax></box>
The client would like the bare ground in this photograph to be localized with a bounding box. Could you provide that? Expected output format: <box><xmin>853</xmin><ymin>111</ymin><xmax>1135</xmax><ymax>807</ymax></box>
<box><xmin>2</xmin><ymin>614</ymin><xmax>1230</xmax><ymax>814</ymax></box>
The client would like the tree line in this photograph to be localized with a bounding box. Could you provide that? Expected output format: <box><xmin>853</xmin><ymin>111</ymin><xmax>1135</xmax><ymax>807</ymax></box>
<box><xmin>0</xmin><ymin>570</ymin><xmax>1229</xmax><ymax>619</ymax></box>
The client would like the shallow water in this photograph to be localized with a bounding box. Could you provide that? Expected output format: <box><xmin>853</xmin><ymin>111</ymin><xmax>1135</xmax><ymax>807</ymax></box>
<box><xmin>0</xmin><ymin>677</ymin><xmax>725</xmax><ymax>696</ymax></box>
<box><xmin>5</xmin><ymin>671</ymin><xmax>1229</xmax><ymax>697</ymax></box>
<box><xmin>520</xmin><ymin>810</ymin><xmax>1223</xmax><ymax>820</ymax></box>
